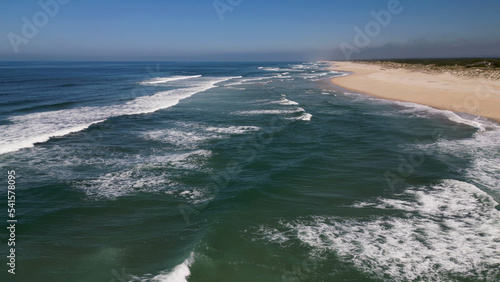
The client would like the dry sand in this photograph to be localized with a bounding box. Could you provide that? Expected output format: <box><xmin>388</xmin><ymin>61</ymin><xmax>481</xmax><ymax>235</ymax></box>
<box><xmin>329</xmin><ymin>61</ymin><xmax>500</xmax><ymax>123</ymax></box>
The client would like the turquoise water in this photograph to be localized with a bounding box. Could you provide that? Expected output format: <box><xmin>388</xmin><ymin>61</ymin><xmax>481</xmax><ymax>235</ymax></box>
<box><xmin>1</xmin><ymin>62</ymin><xmax>499</xmax><ymax>281</ymax></box>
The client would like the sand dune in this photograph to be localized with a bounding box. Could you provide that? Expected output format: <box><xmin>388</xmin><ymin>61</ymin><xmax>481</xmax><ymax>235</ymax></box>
<box><xmin>329</xmin><ymin>61</ymin><xmax>500</xmax><ymax>123</ymax></box>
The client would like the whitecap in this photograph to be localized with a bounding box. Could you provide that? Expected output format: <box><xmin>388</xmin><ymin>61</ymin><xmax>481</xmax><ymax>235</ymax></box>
<box><xmin>295</xmin><ymin>113</ymin><xmax>312</xmax><ymax>121</ymax></box>
<box><xmin>233</xmin><ymin>108</ymin><xmax>305</xmax><ymax>116</ymax></box>
<box><xmin>139</xmin><ymin>75</ymin><xmax>202</xmax><ymax>85</ymax></box>
<box><xmin>415</xmin><ymin>122</ymin><xmax>500</xmax><ymax>195</ymax></box>
<box><xmin>143</xmin><ymin>129</ymin><xmax>222</xmax><ymax>149</ymax></box>
<box><xmin>150</xmin><ymin>252</ymin><xmax>195</xmax><ymax>282</ymax></box>
<box><xmin>204</xmin><ymin>126</ymin><xmax>260</xmax><ymax>134</ymax></box>
<box><xmin>391</xmin><ymin>101</ymin><xmax>487</xmax><ymax>131</ymax></box>
<box><xmin>259</xmin><ymin>67</ymin><xmax>280</xmax><ymax>71</ymax></box>
<box><xmin>76</xmin><ymin>150</ymin><xmax>212</xmax><ymax>199</ymax></box>
<box><xmin>269</xmin><ymin>95</ymin><xmax>299</xmax><ymax>106</ymax></box>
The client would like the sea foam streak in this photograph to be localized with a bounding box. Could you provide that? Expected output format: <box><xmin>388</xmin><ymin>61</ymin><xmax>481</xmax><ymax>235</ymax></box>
<box><xmin>144</xmin><ymin>128</ymin><xmax>223</xmax><ymax>150</ymax></box>
<box><xmin>234</xmin><ymin>108</ymin><xmax>305</xmax><ymax>115</ymax></box>
<box><xmin>342</xmin><ymin>91</ymin><xmax>491</xmax><ymax>131</ymax></box>
<box><xmin>139</xmin><ymin>75</ymin><xmax>202</xmax><ymax>85</ymax></box>
<box><xmin>143</xmin><ymin>123</ymin><xmax>260</xmax><ymax>149</ymax></box>
<box><xmin>0</xmin><ymin>77</ymin><xmax>233</xmax><ymax>155</ymax></box>
<box><xmin>383</xmin><ymin>100</ymin><xmax>500</xmax><ymax>195</ymax></box>
<box><xmin>224</xmin><ymin>76</ymin><xmax>270</xmax><ymax>87</ymax></box>
<box><xmin>205</xmin><ymin>125</ymin><xmax>260</xmax><ymax>134</ymax></box>
<box><xmin>77</xmin><ymin>150</ymin><xmax>212</xmax><ymax>199</ymax></box>
<box><xmin>392</xmin><ymin>101</ymin><xmax>487</xmax><ymax>131</ymax></box>
<box><xmin>258</xmin><ymin>179</ymin><xmax>500</xmax><ymax>280</ymax></box>
<box><xmin>79</xmin><ymin>122</ymin><xmax>261</xmax><ymax>199</ymax></box>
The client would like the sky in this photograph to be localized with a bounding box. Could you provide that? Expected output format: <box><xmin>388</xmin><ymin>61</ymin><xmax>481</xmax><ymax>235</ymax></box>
<box><xmin>1</xmin><ymin>0</ymin><xmax>499</xmax><ymax>61</ymax></box>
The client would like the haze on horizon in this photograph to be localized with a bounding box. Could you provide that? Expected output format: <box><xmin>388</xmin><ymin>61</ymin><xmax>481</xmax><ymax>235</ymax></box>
<box><xmin>1</xmin><ymin>0</ymin><xmax>499</xmax><ymax>61</ymax></box>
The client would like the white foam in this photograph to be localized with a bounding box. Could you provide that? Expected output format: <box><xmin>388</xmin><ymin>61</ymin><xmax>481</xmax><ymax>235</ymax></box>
<box><xmin>416</xmin><ymin>123</ymin><xmax>500</xmax><ymax>195</ymax></box>
<box><xmin>77</xmin><ymin>150</ymin><xmax>212</xmax><ymax>199</ymax></box>
<box><xmin>224</xmin><ymin>76</ymin><xmax>271</xmax><ymax>87</ymax></box>
<box><xmin>139</xmin><ymin>75</ymin><xmax>202</xmax><ymax>85</ymax></box>
<box><xmin>241</xmin><ymin>77</ymin><xmax>270</xmax><ymax>83</ymax></box>
<box><xmin>445</xmin><ymin>113</ymin><xmax>485</xmax><ymax>130</ymax></box>
<box><xmin>338</xmin><ymin>90</ymin><xmax>499</xmax><ymax>196</ymax></box>
<box><xmin>338</xmin><ymin>90</ymin><xmax>500</xmax><ymax>198</ymax></box>
<box><xmin>270</xmin><ymin>95</ymin><xmax>299</xmax><ymax>106</ymax></box>
<box><xmin>258</xmin><ymin>67</ymin><xmax>280</xmax><ymax>71</ymax></box>
<box><xmin>204</xmin><ymin>126</ymin><xmax>260</xmax><ymax>134</ymax></box>
<box><xmin>259</xmin><ymin>179</ymin><xmax>500</xmax><ymax>280</ymax></box>
<box><xmin>0</xmin><ymin>77</ymin><xmax>233</xmax><ymax>155</ymax></box>
<box><xmin>234</xmin><ymin>108</ymin><xmax>305</xmax><ymax>116</ymax></box>
<box><xmin>391</xmin><ymin>101</ymin><xmax>487</xmax><ymax>131</ymax></box>
<box><xmin>332</xmin><ymin>72</ymin><xmax>350</xmax><ymax>78</ymax></box>
<box><xmin>144</xmin><ymin>128</ymin><xmax>222</xmax><ymax>149</ymax></box>
<box><xmin>0</xmin><ymin>120</ymin><xmax>106</xmax><ymax>155</ymax></box>
<box><xmin>144</xmin><ymin>123</ymin><xmax>260</xmax><ymax>149</ymax></box>
<box><xmin>78</xmin><ymin>167</ymin><xmax>171</xmax><ymax>199</ymax></box>
<box><xmin>255</xmin><ymin>226</ymin><xmax>290</xmax><ymax>245</ymax></box>
<box><xmin>150</xmin><ymin>150</ymin><xmax>212</xmax><ymax>170</ymax></box>
<box><xmin>339</xmin><ymin>91</ymin><xmax>491</xmax><ymax>131</ymax></box>
<box><xmin>150</xmin><ymin>252</ymin><xmax>195</xmax><ymax>282</ymax></box>
<box><xmin>295</xmin><ymin>113</ymin><xmax>312</xmax><ymax>121</ymax></box>
<box><xmin>301</xmin><ymin>72</ymin><xmax>336</xmax><ymax>80</ymax></box>
<box><xmin>284</xmin><ymin>112</ymin><xmax>313</xmax><ymax>121</ymax></box>
<box><xmin>276</xmin><ymin>68</ymin><xmax>302</xmax><ymax>72</ymax></box>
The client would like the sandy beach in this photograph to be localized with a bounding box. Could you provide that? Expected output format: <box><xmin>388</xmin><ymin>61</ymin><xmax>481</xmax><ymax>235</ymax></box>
<box><xmin>329</xmin><ymin>61</ymin><xmax>500</xmax><ymax>123</ymax></box>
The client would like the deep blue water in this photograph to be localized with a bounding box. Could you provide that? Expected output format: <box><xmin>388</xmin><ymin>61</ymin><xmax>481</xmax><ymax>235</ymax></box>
<box><xmin>0</xmin><ymin>62</ymin><xmax>499</xmax><ymax>281</ymax></box>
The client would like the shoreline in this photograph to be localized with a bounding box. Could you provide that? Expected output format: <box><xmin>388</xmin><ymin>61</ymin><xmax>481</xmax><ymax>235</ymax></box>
<box><xmin>328</xmin><ymin>61</ymin><xmax>500</xmax><ymax>124</ymax></box>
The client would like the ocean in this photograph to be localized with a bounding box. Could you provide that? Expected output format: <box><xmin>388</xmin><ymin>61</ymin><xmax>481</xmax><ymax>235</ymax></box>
<box><xmin>0</xmin><ymin>61</ymin><xmax>499</xmax><ymax>281</ymax></box>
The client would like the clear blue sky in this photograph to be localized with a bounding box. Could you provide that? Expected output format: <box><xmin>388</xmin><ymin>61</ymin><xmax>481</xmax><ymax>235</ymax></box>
<box><xmin>1</xmin><ymin>0</ymin><xmax>499</xmax><ymax>61</ymax></box>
